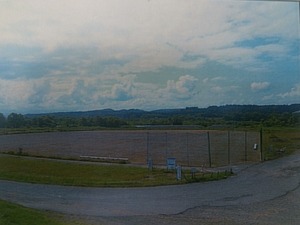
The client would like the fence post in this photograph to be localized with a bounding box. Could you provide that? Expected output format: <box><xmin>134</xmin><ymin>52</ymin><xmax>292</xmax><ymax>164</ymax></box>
<box><xmin>260</xmin><ymin>127</ymin><xmax>263</xmax><ymax>161</ymax></box>
<box><xmin>146</xmin><ymin>132</ymin><xmax>149</xmax><ymax>164</ymax></box>
<box><xmin>245</xmin><ymin>131</ymin><xmax>248</xmax><ymax>162</ymax></box>
<box><xmin>186</xmin><ymin>132</ymin><xmax>190</xmax><ymax>167</ymax></box>
<box><xmin>228</xmin><ymin>131</ymin><xmax>231</xmax><ymax>165</ymax></box>
<box><xmin>165</xmin><ymin>132</ymin><xmax>168</xmax><ymax>160</ymax></box>
<box><xmin>207</xmin><ymin>131</ymin><xmax>212</xmax><ymax>167</ymax></box>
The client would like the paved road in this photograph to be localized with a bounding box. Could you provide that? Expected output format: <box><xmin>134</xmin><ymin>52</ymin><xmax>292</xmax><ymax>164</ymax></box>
<box><xmin>1</xmin><ymin>152</ymin><xmax>300</xmax><ymax>224</ymax></box>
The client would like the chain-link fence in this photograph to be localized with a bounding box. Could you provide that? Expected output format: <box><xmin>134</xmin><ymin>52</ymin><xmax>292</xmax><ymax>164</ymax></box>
<box><xmin>0</xmin><ymin>130</ymin><xmax>261</xmax><ymax>167</ymax></box>
<box><xmin>146</xmin><ymin>130</ymin><xmax>261</xmax><ymax>167</ymax></box>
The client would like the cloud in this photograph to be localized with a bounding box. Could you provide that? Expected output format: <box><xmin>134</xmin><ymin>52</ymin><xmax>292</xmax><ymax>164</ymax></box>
<box><xmin>109</xmin><ymin>82</ymin><xmax>134</xmax><ymax>101</ymax></box>
<box><xmin>251</xmin><ymin>82</ymin><xmax>270</xmax><ymax>91</ymax></box>
<box><xmin>166</xmin><ymin>75</ymin><xmax>198</xmax><ymax>97</ymax></box>
<box><xmin>0</xmin><ymin>78</ymin><xmax>35</xmax><ymax>112</ymax></box>
<box><xmin>0</xmin><ymin>1</ymin><xmax>297</xmax><ymax>72</ymax></box>
<box><xmin>203</xmin><ymin>76</ymin><xmax>226</xmax><ymax>84</ymax></box>
<box><xmin>211</xmin><ymin>86</ymin><xmax>223</xmax><ymax>94</ymax></box>
<box><xmin>0</xmin><ymin>1</ymin><xmax>298</xmax><ymax>113</ymax></box>
<box><xmin>279</xmin><ymin>83</ymin><xmax>300</xmax><ymax>98</ymax></box>
<box><xmin>28</xmin><ymin>79</ymin><xmax>52</xmax><ymax>105</ymax></box>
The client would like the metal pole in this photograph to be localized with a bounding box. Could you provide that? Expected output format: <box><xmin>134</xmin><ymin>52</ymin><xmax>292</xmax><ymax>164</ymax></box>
<box><xmin>228</xmin><ymin>131</ymin><xmax>231</xmax><ymax>165</ymax></box>
<box><xmin>207</xmin><ymin>131</ymin><xmax>212</xmax><ymax>167</ymax></box>
<box><xmin>186</xmin><ymin>132</ymin><xmax>190</xmax><ymax>167</ymax></box>
<box><xmin>245</xmin><ymin>131</ymin><xmax>248</xmax><ymax>162</ymax></box>
<box><xmin>260</xmin><ymin>127</ymin><xmax>263</xmax><ymax>161</ymax></box>
<box><xmin>146</xmin><ymin>131</ymin><xmax>149</xmax><ymax>163</ymax></box>
<box><xmin>165</xmin><ymin>132</ymin><xmax>168</xmax><ymax>160</ymax></box>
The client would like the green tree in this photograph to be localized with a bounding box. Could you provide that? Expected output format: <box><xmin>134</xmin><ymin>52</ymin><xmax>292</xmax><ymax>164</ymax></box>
<box><xmin>7</xmin><ymin>113</ymin><xmax>26</xmax><ymax>128</ymax></box>
<box><xmin>170</xmin><ymin>116</ymin><xmax>183</xmax><ymax>125</ymax></box>
<box><xmin>0</xmin><ymin>113</ymin><xmax>6</xmax><ymax>128</ymax></box>
<box><xmin>37</xmin><ymin>116</ymin><xmax>56</xmax><ymax>127</ymax></box>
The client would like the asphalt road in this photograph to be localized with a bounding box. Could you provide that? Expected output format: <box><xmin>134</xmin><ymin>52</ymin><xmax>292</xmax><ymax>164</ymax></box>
<box><xmin>1</xmin><ymin>152</ymin><xmax>300</xmax><ymax>224</ymax></box>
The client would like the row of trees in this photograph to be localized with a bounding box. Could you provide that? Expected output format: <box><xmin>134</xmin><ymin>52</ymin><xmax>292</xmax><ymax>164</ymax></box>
<box><xmin>0</xmin><ymin>113</ymin><xmax>128</xmax><ymax>129</ymax></box>
<box><xmin>0</xmin><ymin>111</ymin><xmax>298</xmax><ymax>129</ymax></box>
<box><xmin>134</xmin><ymin>113</ymin><xmax>299</xmax><ymax>128</ymax></box>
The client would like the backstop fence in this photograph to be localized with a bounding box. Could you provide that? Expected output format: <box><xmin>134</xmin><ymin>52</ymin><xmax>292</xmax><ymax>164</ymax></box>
<box><xmin>0</xmin><ymin>130</ymin><xmax>261</xmax><ymax>167</ymax></box>
<box><xmin>146</xmin><ymin>130</ymin><xmax>261</xmax><ymax>167</ymax></box>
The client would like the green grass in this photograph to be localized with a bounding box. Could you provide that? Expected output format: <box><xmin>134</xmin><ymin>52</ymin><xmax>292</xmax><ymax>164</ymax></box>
<box><xmin>0</xmin><ymin>200</ymin><xmax>69</xmax><ymax>225</ymax></box>
<box><xmin>0</xmin><ymin>155</ymin><xmax>231</xmax><ymax>187</ymax></box>
<box><xmin>262</xmin><ymin>128</ymin><xmax>300</xmax><ymax>161</ymax></box>
<box><xmin>0</xmin><ymin>156</ymin><xmax>232</xmax><ymax>225</ymax></box>
<box><xmin>0</xmin><ymin>155</ymin><xmax>173</xmax><ymax>187</ymax></box>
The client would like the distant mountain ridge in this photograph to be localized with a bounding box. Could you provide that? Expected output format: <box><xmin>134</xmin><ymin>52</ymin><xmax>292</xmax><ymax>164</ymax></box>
<box><xmin>26</xmin><ymin>108</ymin><xmax>146</xmax><ymax>119</ymax></box>
<box><xmin>26</xmin><ymin>104</ymin><xmax>300</xmax><ymax>119</ymax></box>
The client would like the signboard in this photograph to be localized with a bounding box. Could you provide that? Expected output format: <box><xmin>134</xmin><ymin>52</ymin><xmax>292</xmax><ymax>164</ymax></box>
<box><xmin>167</xmin><ymin>157</ymin><xmax>176</xmax><ymax>170</ymax></box>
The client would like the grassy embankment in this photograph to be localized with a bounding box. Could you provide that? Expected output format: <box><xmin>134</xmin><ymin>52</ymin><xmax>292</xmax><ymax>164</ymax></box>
<box><xmin>0</xmin><ymin>154</ymin><xmax>231</xmax><ymax>225</ymax></box>
<box><xmin>0</xmin><ymin>199</ymin><xmax>75</xmax><ymax>225</ymax></box>
<box><xmin>0</xmin><ymin>201</ymin><xmax>65</xmax><ymax>225</ymax></box>
<box><xmin>0</xmin><ymin>155</ymin><xmax>230</xmax><ymax>225</ymax></box>
<box><xmin>0</xmin><ymin>155</ymin><xmax>231</xmax><ymax>187</ymax></box>
<box><xmin>262</xmin><ymin>127</ymin><xmax>300</xmax><ymax>160</ymax></box>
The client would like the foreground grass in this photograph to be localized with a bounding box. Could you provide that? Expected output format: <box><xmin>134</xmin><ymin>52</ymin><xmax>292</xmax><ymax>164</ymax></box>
<box><xmin>0</xmin><ymin>200</ymin><xmax>70</xmax><ymax>225</ymax></box>
<box><xmin>0</xmin><ymin>156</ymin><xmax>231</xmax><ymax>225</ymax></box>
<box><xmin>0</xmin><ymin>155</ymin><xmax>231</xmax><ymax>187</ymax></box>
<box><xmin>0</xmin><ymin>199</ymin><xmax>89</xmax><ymax>225</ymax></box>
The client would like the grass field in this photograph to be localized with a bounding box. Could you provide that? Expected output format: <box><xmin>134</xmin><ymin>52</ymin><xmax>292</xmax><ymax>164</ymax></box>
<box><xmin>0</xmin><ymin>155</ymin><xmax>231</xmax><ymax>187</ymax></box>
<box><xmin>0</xmin><ymin>199</ymin><xmax>92</xmax><ymax>225</ymax></box>
<box><xmin>0</xmin><ymin>155</ymin><xmax>232</xmax><ymax>225</ymax></box>
<box><xmin>0</xmin><ymin>199</ymin><xmax>69</xmax><ymax>225</ymax></box>
<box><xmin>262</xmin><ymin>128</ymin><xmax>300</xmax><ymax>160</ymax></box>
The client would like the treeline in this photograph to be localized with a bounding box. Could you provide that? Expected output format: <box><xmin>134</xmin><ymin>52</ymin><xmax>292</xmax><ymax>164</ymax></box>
<box><xmin>129</xmin><ymin>104</ymin><xmax>300</xmax><ymax>127</ymax></box>
<box><xmin>132</xmin><ymin>112</ymin><xmax>299</xmax><ymax>127</ymax></box>
<box><xmin>0</xmin><ymin>107</ymin><xmax>299</xmax><ymax>130</ymax></box>
<box><xmin>0</xmin><ymin>113</ymin><xmax>128</xmax><ymax>129</ymax></box>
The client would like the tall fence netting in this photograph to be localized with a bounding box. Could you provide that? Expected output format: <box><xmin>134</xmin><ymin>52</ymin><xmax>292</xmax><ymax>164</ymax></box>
<box><xmin>0</xmin><ymin>130</ymin><xmax>261</xmax><ymax>167</ymax></box>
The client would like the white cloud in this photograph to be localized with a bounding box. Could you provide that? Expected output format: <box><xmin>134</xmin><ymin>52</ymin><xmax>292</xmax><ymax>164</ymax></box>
<box><xmin>0</xmin><ymin>78</ymin><xmax>40</xmax><ymax>112</ymax></box>
<box><xmin>203</xmin><ymin>76</ymin><xmax>226</xmax><ymax>83</ymax></box>
<box><xmin>211</xmin><ymin>77</ymin><xmax>225</xmax><ymax>82</ymax></box>
<box><xmin>279</xmin><ymin>83</ymin><xmax>300</xmax><ymax>98</ymax></box>
<box><xmin>109</xmin><ymin>82</ymin><xmax>134</xmax><ymax>101</ymax></box>
<box><xmin>0</xmin><ymin>1</ymin><xmax>297</xmax><ymax>71</ymax></box>
<box><xmin>202</xmin><ymin>78</ymin><xmax>209</xmax><ymax>84</ymax></box>
<box><xmin>167</xmin><ymin>75</ymin><xmax>198</xmax><ymax>96</ymax></box>
<box><xmin>251</xmin><ymin>82</ymin><xmax>270</xmax><ymax>91</ymax></box>
<box><xmin>0</xmin><ymin>1</ymin><xmax>298</xmax><ymax>113</ymax></box>
<box><xmin>211</xmin><ymin>86</ymin><xmax>223</xmax><ymax>94</ymax></box>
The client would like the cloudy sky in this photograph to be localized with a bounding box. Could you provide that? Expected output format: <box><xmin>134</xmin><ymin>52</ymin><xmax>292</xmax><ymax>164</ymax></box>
<box><xmin>0</xmin><ymin>0</ymin><xmax>299</xmax><ymax>114</ymax></box>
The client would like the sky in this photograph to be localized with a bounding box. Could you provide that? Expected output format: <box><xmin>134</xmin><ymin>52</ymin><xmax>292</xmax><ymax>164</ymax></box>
<box><xmin>0</xmin><ymin>0</ymin><xmax>299</xmax><ymax>114</ymax></box>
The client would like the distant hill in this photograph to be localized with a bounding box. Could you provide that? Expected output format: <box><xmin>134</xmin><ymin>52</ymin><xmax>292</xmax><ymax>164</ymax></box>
<box><xmin>26</xmin><ymin>108</ymin><xmax>146</xmax><ymax>119</ymax></box>
<box><xmin>26</xmin><ymin>104</ymin><xmax>300</xmax><ymax>120</ymax></box>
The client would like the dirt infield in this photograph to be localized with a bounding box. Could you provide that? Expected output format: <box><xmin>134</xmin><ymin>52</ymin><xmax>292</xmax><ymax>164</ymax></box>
<box><xmin>0</xmin><ymin>130</ymin><xmax>261</xmax><ymax>167</ymax></box>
